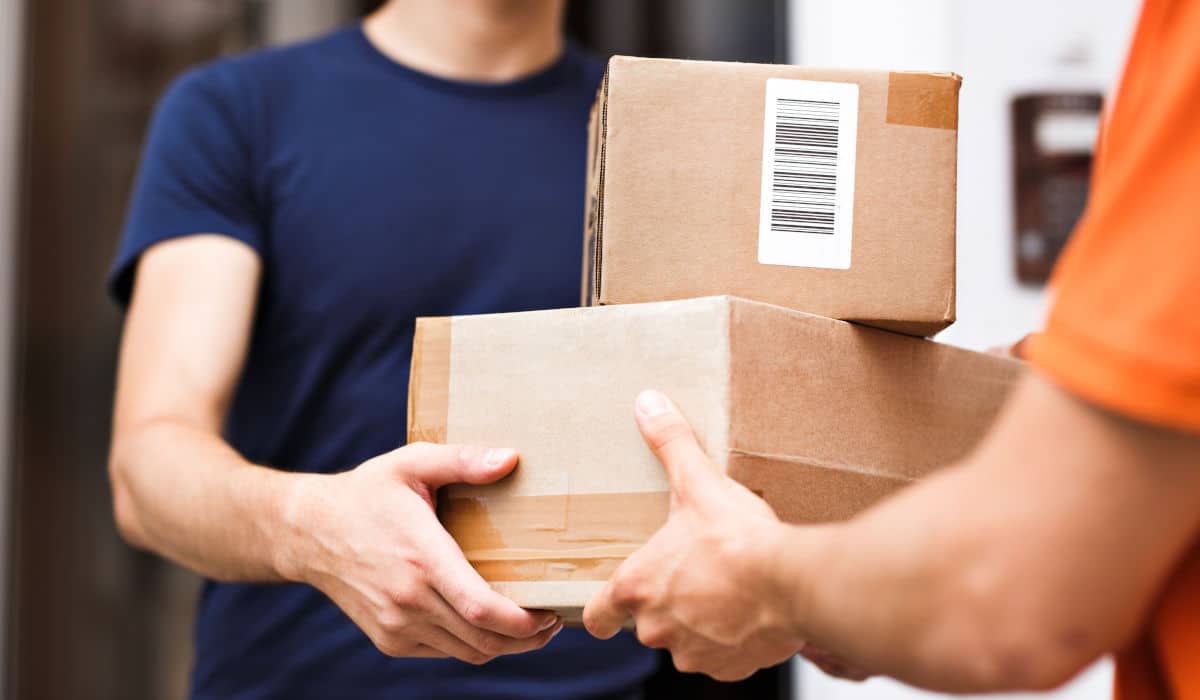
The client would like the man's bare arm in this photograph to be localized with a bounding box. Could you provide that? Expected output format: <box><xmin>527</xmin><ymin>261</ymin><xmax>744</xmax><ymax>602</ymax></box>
<box><xmin>110</xmin><ymin>235</ymin><xmax>561</xmax><ymax>663</ymax></box>
<box><xmin>787</xmin><ymin>373</ymin><xmax>1200</xmax><ymax>691</ymax></box>
<box><xmin>586</xmin><ymin>375</ymin><xmax>1200</xmax><ymax>690</ymax></box>
<box><xmin>110</xmin><ymin>235</ymin><xmax>289</xmax><ymax>578</ymax></box>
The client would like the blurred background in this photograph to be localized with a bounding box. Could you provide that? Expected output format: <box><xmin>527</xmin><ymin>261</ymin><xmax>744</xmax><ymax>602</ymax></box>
<box><xmin>0</xmin><ymin>0</ymin><xmax>1140</xmax><ymax>698</ymax></box>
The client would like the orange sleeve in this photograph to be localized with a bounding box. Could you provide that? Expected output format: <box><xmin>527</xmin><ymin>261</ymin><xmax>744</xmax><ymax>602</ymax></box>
<box><xmin>1028</xmin><ymin>0</ymin><xmax>1200</xmax><ymax>434</ymax></box>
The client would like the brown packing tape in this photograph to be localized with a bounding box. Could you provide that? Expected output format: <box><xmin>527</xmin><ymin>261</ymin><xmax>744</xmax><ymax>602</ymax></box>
<box><xmin>441</xmin><ymin>491</ymin><xmax>671</xmax><ymax>583</ymax></box>
<box><xmin>407</xmin><ymin>317</ymin><xmax>451</xmax><ymax>444</ymax></box>
<box><xmin>886</xmin><ymin>72</ymin><xmax>961</xmax><ymax>130</ymax></box>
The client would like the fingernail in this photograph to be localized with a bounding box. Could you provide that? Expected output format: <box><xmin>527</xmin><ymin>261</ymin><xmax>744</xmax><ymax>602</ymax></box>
<box><xmin>549</xmin><ymin>623</ymin><xmax>564</xmax><ymax>639</ymax></box>
<box><xmin>636</xmin><ymin>390</ymin><xmax>669</xmax><ymax>418</ymax></box>
<box><xmin>484</xmin><ymin>448</ymin><xmax>515</xmax><ymax>468</ymax></box>
<box><xmin>538</xmin><ymin>615</ymin><xmax>560</xmax><ymax>632</ymax></box>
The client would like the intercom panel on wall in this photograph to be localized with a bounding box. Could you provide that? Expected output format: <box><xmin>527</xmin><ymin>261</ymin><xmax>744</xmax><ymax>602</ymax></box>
<box><xmin>1012</xmin><ymin>93</ymin><xmax>1103</xmax><ymax>285</ymax></box>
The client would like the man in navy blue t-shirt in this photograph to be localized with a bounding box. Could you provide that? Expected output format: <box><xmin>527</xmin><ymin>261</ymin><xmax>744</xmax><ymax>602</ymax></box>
<box><xmin>106</xmin><ymin>2</ymin><xmax>655</xmax><ymax>698</ymax></box>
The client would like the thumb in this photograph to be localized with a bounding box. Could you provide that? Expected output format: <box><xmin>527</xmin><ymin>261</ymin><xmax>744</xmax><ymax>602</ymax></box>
<box><xmin>634</xmin><ymin>390</ymin><xmax>723</xmax><ymax>504</ymax></box>
<box><xmin>395</xmin><ymin>442</ymin><xmax>519</xmax><ymax>489</ymax></box>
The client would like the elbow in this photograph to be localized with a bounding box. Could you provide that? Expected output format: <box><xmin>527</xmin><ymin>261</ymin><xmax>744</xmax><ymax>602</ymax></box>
<box><xmin>930</xmin><ymin>566</ymin><xmax>1105</xmax><ymax>693</ymax></box>
<box><xmin>108</xmin><ymin>440</ymin><xmax>150</xmax><ymax>550</ymax></box>
<box><xmin>962</xmin><ymin>623</ymin><xmax>1096</xmax><ymax>693</ymax></box>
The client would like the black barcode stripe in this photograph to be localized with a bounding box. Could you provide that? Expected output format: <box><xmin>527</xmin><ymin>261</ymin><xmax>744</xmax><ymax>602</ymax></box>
<box><xmin>770</xmin><ymin>97</ymin><xmax>840</xmax><ymax>235</ymax></box>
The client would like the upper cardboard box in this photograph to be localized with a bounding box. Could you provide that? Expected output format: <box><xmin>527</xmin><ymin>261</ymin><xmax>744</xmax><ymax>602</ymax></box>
<box><xmin>582</xmin><ymin>56</ymin><xmax>962</xmax><ymax>337</ymax></box>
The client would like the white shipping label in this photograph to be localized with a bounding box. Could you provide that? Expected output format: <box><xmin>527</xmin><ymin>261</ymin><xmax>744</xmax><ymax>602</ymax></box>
<box><xmin>757</xmin><ymin>79</ymin><xmax>859</xmax><ymax>270</ymax></box>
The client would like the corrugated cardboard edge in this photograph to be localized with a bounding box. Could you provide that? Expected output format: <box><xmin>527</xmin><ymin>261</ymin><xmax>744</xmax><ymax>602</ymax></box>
<box><xmin>584</xmin><ymin>67</ymin><xmax>611</xmax><ymax>306</ymax></box>
<box><xmin>886</xmin><ymin>71</ymin><xmax>962</xmax><ymax>130</ymax></box>
<box><xmin>492</xmin><ymin>581</ymin><xmax>604</xmax><ymax>626</ymax></box>
<box><xmin>407</xmin><ymin>317</ymin><xmax>451</xmax><ymax>444</ymax></box>
<box><xmin>852</xmin><ymin>317</ymin><xmax>952</xmax><ymax>338</ymax></box>
<box><xmin>580</xmin><ymin>80</ymin><xmax>602</xmax><ymax>306</ymax></box>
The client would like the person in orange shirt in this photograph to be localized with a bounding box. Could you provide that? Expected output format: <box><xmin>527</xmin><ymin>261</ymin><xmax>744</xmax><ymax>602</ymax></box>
<box><xmin>583</xmin><ymin>0</ymin><xmax>1200</xmax><ymax>696</ymax></box>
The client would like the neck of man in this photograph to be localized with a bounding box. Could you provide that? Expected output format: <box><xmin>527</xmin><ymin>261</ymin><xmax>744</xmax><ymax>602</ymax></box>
<box><xmin>365</xmin><ymin>0</ymin><xmax>566</xmax><ymax>83</ymax></box>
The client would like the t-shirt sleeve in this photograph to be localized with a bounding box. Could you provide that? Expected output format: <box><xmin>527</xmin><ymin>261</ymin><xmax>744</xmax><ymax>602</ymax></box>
<box><xmin>108</xmin><ymin>65</ymin><xmax>264</xmax><ymax>307</ymax></box>
<box><xmin>1028</xmin><ymin>1</ymin><xmax>1200</xmax><ymax>433</ymax></box>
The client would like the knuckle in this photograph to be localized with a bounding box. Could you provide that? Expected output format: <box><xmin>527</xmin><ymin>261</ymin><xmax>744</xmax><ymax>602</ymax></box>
<box><xmin>398</xmin><ymin>441</ymin><xmax>437</xmax><ymax>465</ymax></box>
<box><xmin>673</xmin><ymin>653</ymin><xmax>702</xmax><ymax>674</ymax></box>
<box><xmin>377</xmin><ymin>608</ymin><xmax>411</xmax><ymax>635</ymax></box>
<box><xmin>647</xmin><ymin>420</ymin><xmax>690</xmax><ymax>450</ymax></box>
<box><xmin>474</xmin><ymin>633</ymin><xmax>505</xmax><ymax>657</ymax></box>
<box><xmin>465</xmin><ymin>651</ymin><xmax>494</xmax><ymax>666</ymax></box>
<box><xmin>453</xmin><ymin>444</ymin><xmax>481</xmax><ymax>463</ymax></box>
<box><xmin>414</xmin><ymin>563</ymin><xmax>438</xmax><ymax>586</ymax></box>
<box><xmin>373</xmin><ymin>637</ymin><xmax>409</xmax><ymax>658</ymax></box>
<box><xmin>460</xmin><ymin>600</ymin><xmax>493</xmax><ymax>628</ymax></box>
<box><xmin>386</xmin><ymin>581</ymin><xmax>423</xmax><ymax>610</ymax></box>
<box><xmin>636</xmin><ymin>623</ymin><xmax>671</xmax><ymax>649</ymax></box>
<box><xmin>612</xmin><ymin>572</ymin><xmax>645</xmax><ymax>609</ymax></box>
<box><xmin>716</xmin><ymin>532</ymin><xmax>750</xmax><ymax>563</ymax></box>
<box><xmin>719</xmin><ymin>666</ymin><xmax>756</xmax><ymax>682</ymax></box>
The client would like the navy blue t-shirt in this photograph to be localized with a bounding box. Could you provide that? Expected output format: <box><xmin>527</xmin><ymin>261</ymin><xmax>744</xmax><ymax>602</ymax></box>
<box><xmin>110</xmin><ymin>25</ymin><xmax>655</xmax><ymax>700</ymax></box>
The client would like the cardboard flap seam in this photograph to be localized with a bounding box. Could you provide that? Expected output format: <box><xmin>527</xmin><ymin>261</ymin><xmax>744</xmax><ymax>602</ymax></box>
<box><xmin>727</xmin><ymin>448</ymin><xmax>917</xmax><ymax>483</ymax></box>
<box><xmin>463</xmin><ymin>545</ymin><xmax>639</xmax><ymax>561</ymax></box>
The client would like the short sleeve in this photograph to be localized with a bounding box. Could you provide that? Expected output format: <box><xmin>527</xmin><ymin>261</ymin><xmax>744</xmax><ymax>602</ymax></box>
<box><xmin>1028</xmin><ymin>0</ymin><xmax>1200</xmax><ymax>434</ymax></box>
<box><xmin>108</xmin><ymin>65</ymin><xmax>265</xmax><ymax>306</ymax></box>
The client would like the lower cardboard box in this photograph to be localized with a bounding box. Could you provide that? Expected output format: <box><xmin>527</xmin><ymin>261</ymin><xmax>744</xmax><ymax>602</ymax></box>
<box><xmin>408</xmin><ymin>296</ymin><xmax>1021</xmax><ymax>622</ymax></box>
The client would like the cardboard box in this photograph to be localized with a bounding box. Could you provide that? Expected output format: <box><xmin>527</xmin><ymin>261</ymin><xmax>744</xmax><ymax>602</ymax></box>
<box><xmin>582</xmin><ymin>56</ymin><xmax>962</xmax><ymax>337</ymax></box>
<box><xmin>409</xmin><ymin>297</ymin><xmax>1019</xmax><ymax>620</ymax></box>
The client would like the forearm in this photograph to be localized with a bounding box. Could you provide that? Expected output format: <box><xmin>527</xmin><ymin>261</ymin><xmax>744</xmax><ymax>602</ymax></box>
<box><xmin>110</xmin><ymin>417</ymin><xmax>309</xmax><ymax>582</ymax></box>
<box><xmin>778</xmin><ymin>468</ymin><xmax>1061</xmax><ymax>692</ymax></box>
<box><xmin>775</xmin><ymin>374</ymin><xmax>1200</xmax><ymax>692</ymax></box>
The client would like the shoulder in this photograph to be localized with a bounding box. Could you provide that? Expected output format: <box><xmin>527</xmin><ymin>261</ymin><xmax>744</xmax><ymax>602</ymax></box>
<box><xmin>160</xmin><ymin>26</ymin><xmax>361</xmax><ymax>113</ymax></box>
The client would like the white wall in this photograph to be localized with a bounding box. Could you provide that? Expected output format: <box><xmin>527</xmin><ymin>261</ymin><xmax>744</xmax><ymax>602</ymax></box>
<box><xmin>790</xmin><ymin>0</ymin><xmax>1141</xmax><ymax>698</ymax></box>
<box><xmin>0</xmin><ymin>0</ymin><xmax>25</xmax><ymax>692</ymax></box>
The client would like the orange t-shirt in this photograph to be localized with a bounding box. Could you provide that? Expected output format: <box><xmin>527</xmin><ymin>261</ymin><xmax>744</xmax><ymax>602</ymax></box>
<box><xmin>1027</xmin><ymin>0</ymin><xmax>1200</xmax><ymax>697</ymax></box>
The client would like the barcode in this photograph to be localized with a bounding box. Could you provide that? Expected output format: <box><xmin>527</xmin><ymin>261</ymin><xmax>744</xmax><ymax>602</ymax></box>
<box><xmin>769</xmin><ymin>97</ymin><xmax>841</xmax><ymax>236</ymax></box>
<box><xmin>758</xmin><ymin>79</ymin><xmax>857</xmax><ymax>269</ymax></box>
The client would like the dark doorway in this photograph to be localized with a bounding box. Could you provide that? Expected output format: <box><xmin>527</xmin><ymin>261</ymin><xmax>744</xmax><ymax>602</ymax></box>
<box><xmin>7</xmin><ymin>3</ymin><xmax>257</xmax><ymax>698</ymax></box>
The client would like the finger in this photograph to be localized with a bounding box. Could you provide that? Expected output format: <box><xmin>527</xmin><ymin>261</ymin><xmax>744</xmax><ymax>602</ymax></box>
<box><xmin>986</xmin><ymin>333</ymin><xmax>1038</xmax><ymax>361</ymax></box>
<box><xmin>409</xmin><ymin>623</ymin><xmax>496</xmax><ymax>664</ymax></box>
<box><xmin>415</xmin><ymin>620</ymin><xmax>562</xmax><ymax>664</ymax></box>
<box><xmin>372</xmin><ymin>634</ymin><xmax>449</xmax><ymax>659</ymax></box>
<box><xmin>397</xmin><ymin>442</ymin><xmax>519</xmax><ymax>489</ymax></box>
<box><xmin>1011</xmin><ymin>332</ymin><xmax>1038</xmax><ymax>361</ymax></box>
<box><xmin>710</xmin><ymin>662</ymin><xmax>760</xmax><ymax>683</ymax></box>
<box><xmin>582</xmin><ymin>578</ymin><xmax>629</xmax><ymax>640</ymax></box>
<box><xmin>672</xmin><ymin>646</ymin><xmax>737</xmax><ymax>678</ymax></box>
<box><xmin>400</xmin><ymin>644</ymin><xmax>450</xmax><ymax>659</ymax></box>
<box><xmin>427</xmin><ymin>586</ymin><xmax>563</xmax><ymax>657</ymax></box>
<box><xmin>424</xmin><ymin>527</ymin><xmax>558</xmax><ymax>638</ymax></box>
<box><xmin>633</xmin><ymin>390</ymin><xmax>722</xmax><ymax>502</ymax></box>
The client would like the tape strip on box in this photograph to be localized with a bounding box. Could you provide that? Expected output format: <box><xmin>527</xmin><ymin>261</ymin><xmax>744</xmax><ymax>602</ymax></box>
<box><xmin>407</xmin><ymin>317</ymin><xmax>451</xmax><ymax>444</ymax></box>
<box><xmin>441</xmin><ymin>491</ymin><xmax>671</xmax><ymax>582</ymax></box>
<box><xmin>885</xmin><ymin>72</ymin><xmax>961</xmax><ymax>130</ymax></box>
